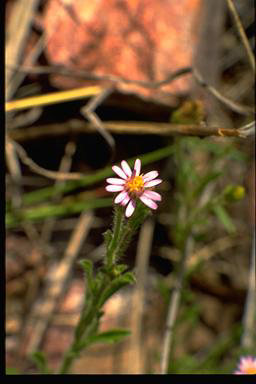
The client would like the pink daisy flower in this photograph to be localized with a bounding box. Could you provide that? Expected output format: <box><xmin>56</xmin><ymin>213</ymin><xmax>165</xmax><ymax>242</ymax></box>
<box><xmin>106</xmin><ymin>159</ymin><xmax>162</xmax><ymax>218</ymax></box>
<box><xmin>234</xmin><ymin>356</ymin><xmax>256</xmax><ymax>374</ymax></box>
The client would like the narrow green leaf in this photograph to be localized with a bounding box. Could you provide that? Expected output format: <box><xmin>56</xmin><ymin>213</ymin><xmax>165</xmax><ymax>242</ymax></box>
<box><xmin>103</xmin><ymin>229</ymin><xmax>113</xmax><ymax>249</ymax></box>
<box><xmin>98</xmin><ymin>272</ymin><xmax>136</xmax><ymax>307</ymax></box>
<box><xmin>30</xmin><ymin>351</ymin><xmax>50</xmax><ymax>374</ymax></box>
<box><xmin>212</xmin><ymin>205</ymin><xmax>236</xmax><ymax>234</ymax></box>
<box><xmin>193</xmin><ymin>171</ymin><xmax>222</xmax><ymax>198</ymax></box>
<box><xmin>6</xmin><ymin>197</ymin><xmax>112</xmax><ymax>228</ymax></box>
<box><xmin>87</xmin><ymin>329</ymin><xmax>131</xmax><ymax>345</ymax></box>
<box><xmin>113</xmin><ymin>264</ymin><xmax>128</xmax><ymax>275</ymax></box>
<box><xmin>79</xmin><ymin>259</ymin><xmax>94</xmax><ymax>292</ymax></box>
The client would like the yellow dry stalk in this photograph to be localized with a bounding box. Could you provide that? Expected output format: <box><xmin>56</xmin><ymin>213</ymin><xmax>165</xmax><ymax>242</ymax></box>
<box><xmin>5</xmin><ymin>85</ymin><xmax>103</xmax><ymax>112</ymax></box>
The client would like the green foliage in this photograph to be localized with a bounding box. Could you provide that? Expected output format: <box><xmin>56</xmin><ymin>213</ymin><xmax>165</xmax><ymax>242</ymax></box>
<box><xmin>86</xmin><ymin>329</ymin><xmax>131</xmax><ymax>345</ymax></box>
<box><xmin>6</xmin><ymin>197</ymin><xmax>113</xmax><ymax>229</ymax></box>
<box><xmin>117</xmin><ymin>201</ymin><xmax>150</xmax><ymax>260</ymax></box>
<box><xmin>162</xmin><ymin>134</ymin><xmax>248</xmax><ymax>374</ymax></box>
<box><xmin>30</xmin><ymin>351</ymin><xmax>51</xmax><ymax>374</ymax></box>
<box><xmin>103</xmin><ymin>229</ymin><xmax>113</xmax><ymax>249</ymax></box>
<box><xmin>211</xmin><ymin>204</ymin><xmax>236</xmax><ymax>234</ymax></box>
<box><xmin>58</xmin><ymin>263</ymin><xmax>135</xmax><ymax>373</ymax></box>
<box><xmin>192</xmin><ymin>171</ymin><xmax>222</xmax><ymax>199</ymax></box>
<box><xmin>6</xmin><ymin>367</ymin><xmax>20</xmax><ymax>375</ymax></box>
<box><xmin>169</xmin><ymin>323</ymin><xmax>243</xmax><ymax>373</ymax></box>
<box><xmin>79</xmin><ymin>259</ymin><xmax>94</xmax><ymax>292</ymax></box>
<box><xmin>170</xmin><ymin>136</ymin><xmax>246</xmax><ymax>250</ymax></box>
<box><xmin>106</xmin><ymin>205</ymin><xmax>125</xmax><ymax>266</ymax></box>
<box><xmin>98</xmin><ymin>272</ymin><xmax>136</xmax><ymax>308</ymax></box>
<box><xmin>56</xmin><ymin>199</ymin><xmax>149</xmax><ymax>374</ymax></box>
<box><xmin>25</xmin><ymin>198</ymin><xmax>146</xmax><ymax>374</ymax></box>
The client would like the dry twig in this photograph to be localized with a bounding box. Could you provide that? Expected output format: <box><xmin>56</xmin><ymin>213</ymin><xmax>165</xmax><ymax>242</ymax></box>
<box><xmin>8</xmin><ymin>137</ymin><xmax>83</xmax><ymax>180</ymax></box>
<box><xmin>226</xmin><ymin>0</ymin><xmax>255</xmax><ymax>74</ymax></box>
<box><xmin>6</xmin><ymin>65</ymin><xmax>254</xmax><ymax>116</ymax></box>
<box><xmin>5</xmin><ymin>0</ymin><xmax>40</xmax><ymax>100</ymax></box>
<box><xmin>80</xmin><ymin>88</ymin><xmax>115</xmax><ymax>158</ymax></box>
<box><xmin>40</xmin><ymin>141</ymin><xmax>77</xmax><ymax>244</ymax></box>
<box><xmin>160</xmin><ymin>235</ymin><xmax>193</xmax><ymax>374</ymax></box>
<box><xmin>129</xmin><ymin>218</ymin><xmax>155</xmax><ymax>374</ymax></box>
<box><xmin>8</xmin><ymin>120</ymin><xmax>253</xmax><ymax>143</ymax></box>
<box><xmin>5</xmin><ymin>0</ymin><xmax>40</xmax><ymax>210</ymax></box>
<box><xmin>192</xmin><ymin>67</ymin><xmax>254</xmax><ymax>116</ymax></box>
<box><xmin>23</xmin><ymin>211</ymin><xmax>93</xmax><ymax>355</ymax></box>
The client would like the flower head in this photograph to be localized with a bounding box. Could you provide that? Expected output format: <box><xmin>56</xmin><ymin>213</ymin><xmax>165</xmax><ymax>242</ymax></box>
<box><xmin>234</xmin><ymin>356</ymin><xmax>256</xmax><ymax>374</ymax></box>
<box><xmin>106</xmin><ymin>159</ymin><xmax>162</xmax><ymax>217</ymax></box>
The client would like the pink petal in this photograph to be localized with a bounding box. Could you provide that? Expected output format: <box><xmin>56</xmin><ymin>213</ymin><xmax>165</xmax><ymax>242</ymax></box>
<box><xmin>143</xmin><ymin>171</ymin><xmax>158</xmax><ymax>182</ymax></box>
<box><xmin>143</xmin><ymin>190</ymin><xmax>162</xmax><ymax>201</ymax></box>
<box><xmin>114</xmin><ymin>191</ymin><xmax>129</xmax><ymax>204</ymax></box>
<box><xmin>106</xmin><ymin>185</ymin><xmax>124</xmax><ymax>192</ymax></box>
<box><xmin>112</xmin><ymin>165</ymin><xmax>127</xmax><ymax>180</ymax></box>
<box><xmin>121</xmin><ymin>160</ymin><xmax>132</xmax><ymax>177</ymax></box>
<box><xmin>106</xmin><ymin>178</ymin><xmax>126</xmax><ymax>185</ymax></box>
<box><xmin>120</xmin><ymin>195</ymin><xmax>130</xmax><ymax>206</ymax></box>
<box><xmin>125</xmin><ymin>200</ymin><xmax>136</xmax><ymax>217</ymax></box>
<box><xmin>144</xmin><ymin>179</ymin><xmax>162</xmax><ymax>188</ymax></box>
<box><xmin>134</xmin><ymin>159</ymin><xmax>141</xmax><ymax>176</ymax></box>
<box><xmin>139</xmin><ymin>195</ymin><xmax>158</xmax><ymax>210</ymax></box>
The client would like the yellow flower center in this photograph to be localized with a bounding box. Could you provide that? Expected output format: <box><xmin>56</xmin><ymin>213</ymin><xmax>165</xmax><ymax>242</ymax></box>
<box><xmin>126</xmin><ymin>175</ymin><xmax>144</xmax><ymax>193</ymax></box>
<box><xmin>245</xmin><ymin>366</ymin><xmax>256</xmax><ymax>374</ymax></box>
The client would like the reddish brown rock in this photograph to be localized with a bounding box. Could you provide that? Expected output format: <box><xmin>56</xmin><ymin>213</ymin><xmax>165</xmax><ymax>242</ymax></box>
<box><xmin>43</xmin><ymin>0</ymin><xmax>202</xmax><ymax>102</ymax></box>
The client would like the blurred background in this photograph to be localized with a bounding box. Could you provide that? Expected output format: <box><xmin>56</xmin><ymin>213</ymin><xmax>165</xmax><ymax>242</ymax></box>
<box><xmin>5</xmin><ymin>0</ymin><xmax>255</xmax><ymax>374</ymax></box>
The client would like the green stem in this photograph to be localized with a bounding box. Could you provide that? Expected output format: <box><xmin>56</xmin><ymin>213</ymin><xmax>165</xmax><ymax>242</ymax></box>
<box><xmin>106</xmin><ymin>205</ymin><xmax>124</xmax><ymax>266</ymax></box>
<box><xmin>57</xmin><ymin>202</ymin><xmax>147</xmax><ymax>374</ymax></box>
<box><xmin>118</xmin><ymin>201</ymin><xmax>149</xmax><ymax>252</ymax></box>
<box><xmin>58</xmin><ymin>279</ymin><xmax>106</xmax><ymax>374</ymax></box>
<box><xmin>58</xmin><ymin>350</ymin><xmax>75</xmax><ymax>375</ymax></box>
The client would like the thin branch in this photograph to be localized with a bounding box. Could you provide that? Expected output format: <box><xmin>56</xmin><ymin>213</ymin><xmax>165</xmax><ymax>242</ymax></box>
<box><xmin>80</xmin><ymin>88</ymin><xmax>115</xmax><ymax>158</ymax></box>
<box><xmin>5</xmin><ymin>138</ymin><xmax>23</xmax><ymax>207</ymax></box>
<box><xmin>9</xmin><ymin>107</ymin><xmax>43</xmax><ymax>130</ymax></box>
<box><xmin>5</xmin><ymin>0</ymin><xmax>40</xmax><ymax>100</ymax></box>
<box><xmin>6</xmin><ymin>64</ymin><xmax>254</xmax><ymax>117</ymax></box>
<box><xmin>8</xmin><ymin>120</ymin><xmax>253</xmax><ymax>144</ymax></box>
<box><xmin>8</xmin><ymin>137</ymin><xmax>84</xmax><ymax>180</ymax></box>
<box><xmin>129</xmin><ymin>218</ymin><xmax>155</xmax><ymax>373</ymax></box>
<box><xmin>238</xmin><ymin>121</ymin><xmax>255</xmax><ymax>136</ymax></box>
<box><xmin>192</xmin><ymin>67</ymin><xmax>254</xmax><ymax>115</ymax></box>
<box><xmin>6</xmin><ymin>118</ymin><xmax>253</xmax><ymax>186</ymax></box>
<box><xmin>23</xmin><ymin>211</ymin><xmax>94</xmax><ymax>355</ymax></box>
<box><xmin>5</xmin><ymin>0</ymin><xmax>40</xmax><ymax>211</ymax></box>
<box><xmin>40</xmin><ymin>141</ymin><xmax>77</xmax><ymax>244</ymax></box>
<box><xmin>6</xmin><ymin>64</ymin><xmax>192</xmax><ymax>90</ymax></box>
<box><xmin>226</xmin><ymin>0</ymin><xmax>255</xmax><ymax>74</ymax></box>
<box><xmin>160</xmin><ymin>235</ymin><xmax>193</xmax><ymax>374</ymax></box>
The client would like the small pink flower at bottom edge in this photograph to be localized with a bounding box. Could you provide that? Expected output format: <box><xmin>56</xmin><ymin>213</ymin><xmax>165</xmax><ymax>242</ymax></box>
<box><xmin>234</xmin><ymin>356</ymin><xmax>256</xmax><ymax>374</ymax></box>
